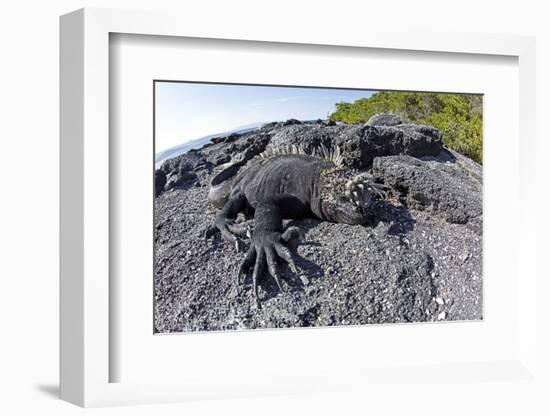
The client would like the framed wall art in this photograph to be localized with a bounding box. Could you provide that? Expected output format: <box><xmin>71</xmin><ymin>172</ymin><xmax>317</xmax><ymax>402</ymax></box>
<box><xmin>60</xmin><ymin>8</ymin><xmax>539</xmax><ymax>407</ymax></box>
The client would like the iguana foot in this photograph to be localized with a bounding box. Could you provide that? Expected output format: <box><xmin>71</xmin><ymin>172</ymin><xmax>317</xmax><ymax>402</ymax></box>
<box><xmin>237</xmin><ymin>229</ymin><xmax>300</xmax><ymax>308</ymax></box>
<box><xmin>206</xmin><ymin>218</ymin><xmax>252</xmax><ymax>252</ymax></box>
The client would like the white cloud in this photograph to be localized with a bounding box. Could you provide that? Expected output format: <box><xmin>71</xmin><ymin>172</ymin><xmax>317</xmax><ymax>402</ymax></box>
<box><xmin>275</xmin><ymin>95</ymin><xmax>305</xmax><ymax>102</ymax></box>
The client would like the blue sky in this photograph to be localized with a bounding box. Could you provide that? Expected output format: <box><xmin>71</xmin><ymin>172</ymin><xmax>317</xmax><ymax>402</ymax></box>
<box><xmin>155</xmin><ymin>82</ymin><xmax>375</xmax><ymax>152</ymax></box>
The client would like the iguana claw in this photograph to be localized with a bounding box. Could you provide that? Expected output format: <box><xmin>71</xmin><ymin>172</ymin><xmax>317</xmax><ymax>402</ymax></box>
<box><xmin>207</xmin><ymin>217</ymin><xmax>251</xmax><ymax>252</ymax></box>
<box><xmin>237</xmin><ymin>228</ymin><xmax>300</xmax><ymax>307</ymax></box>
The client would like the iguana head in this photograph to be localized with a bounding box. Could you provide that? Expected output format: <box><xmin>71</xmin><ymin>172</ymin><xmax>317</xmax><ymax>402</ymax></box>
<box><xmin>315</xmin><ymin>168</ymin><xmax>388</xmax><ymax>225</ymax></box>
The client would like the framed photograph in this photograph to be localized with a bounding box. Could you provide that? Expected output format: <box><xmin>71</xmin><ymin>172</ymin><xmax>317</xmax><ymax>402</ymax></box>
<box><xmin>153</xmin><ymin>80</ymin><xmax>484</xmax><ymax>332</ymax></box>
<box><xmin>60</xmin><ymin>8</ymin><xmax>538</xmax><ymax>407</ymax></box>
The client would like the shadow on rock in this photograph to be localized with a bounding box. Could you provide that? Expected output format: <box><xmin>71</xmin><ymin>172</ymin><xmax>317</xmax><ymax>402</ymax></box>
<box><xmin>367</xmin><ymin>200</ymin><xmax>416</xmax><ymax>235</ymax></box>
<box><xmin>251</xmin><ymin>246</ymin><xmax>325</xmax><ymax>303</ymax></box>
<box><xmin>419</xmin><ymin>148</ymin><xmax>456</xmax><ymax>163</ymax></box>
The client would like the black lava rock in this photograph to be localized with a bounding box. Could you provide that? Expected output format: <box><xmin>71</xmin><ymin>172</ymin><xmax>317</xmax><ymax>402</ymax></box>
<box><xmin>154</xmin><ymin>116</ymin><xmax>482</xmax><ymax>332</ymax></box>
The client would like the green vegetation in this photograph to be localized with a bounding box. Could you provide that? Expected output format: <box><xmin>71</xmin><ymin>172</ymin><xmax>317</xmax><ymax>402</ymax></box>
<box><xmin>329</xmin><ymin>91</ymin><xmax>483</xmax><ymax>163</ymax></box>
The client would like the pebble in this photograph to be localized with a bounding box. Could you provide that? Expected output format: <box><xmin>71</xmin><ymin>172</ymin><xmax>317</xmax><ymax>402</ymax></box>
<box><xmin>435</xmin><ymin>297</ymin><xmax>445</xmax><ymax>305</ymax></box>
<box><xmin>437</xmin><ymin>311</ymin><xmax>447</xmax><ymax>320</ymax></box>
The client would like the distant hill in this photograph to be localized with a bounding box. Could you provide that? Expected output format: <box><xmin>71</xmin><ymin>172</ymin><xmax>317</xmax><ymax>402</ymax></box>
<box><xmin>155</xmin><ymin>122</ymin><xmax>266</xmax><ymax>168</ymax></box>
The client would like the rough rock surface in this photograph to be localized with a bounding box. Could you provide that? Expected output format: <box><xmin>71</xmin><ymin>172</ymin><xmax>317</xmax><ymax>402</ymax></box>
<box><xmin>373</xmin><ymin>150</ymin><xmax>483</xmax><ymax>234</ymax></box>
<box><xmin>366</xmin><ymin>113</ymin><xmax>405</xmax><ymax>126</ymax></box>
<box><xmin>154</xmin><ymin>117</ymin><xmax>482</xmax><ymax>332</ymax></box>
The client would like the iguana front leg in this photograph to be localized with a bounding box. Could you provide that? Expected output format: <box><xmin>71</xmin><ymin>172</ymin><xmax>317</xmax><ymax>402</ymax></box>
<box><xmin>209</xmin><ymin>193</ymin><xmax>251</xmax><ymax>251</ymax></box>
<box><xmin>238</xmin><ymin>202</ymin><xmax>301</xmax><ymax>307</ymax></box>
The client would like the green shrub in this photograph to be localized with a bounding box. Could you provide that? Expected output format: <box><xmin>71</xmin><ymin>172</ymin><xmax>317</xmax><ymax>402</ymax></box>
<box><xmin>329</xmin><ymin>91</ymin><xmax>483</xmax><ymax>163</ymax></box>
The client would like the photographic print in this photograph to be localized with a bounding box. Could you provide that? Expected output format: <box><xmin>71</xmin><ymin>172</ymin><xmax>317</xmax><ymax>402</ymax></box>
<box><xmin>154</xmin><ymin>82</ymin><xmax>482</xmax><ymax>333</ymax></box>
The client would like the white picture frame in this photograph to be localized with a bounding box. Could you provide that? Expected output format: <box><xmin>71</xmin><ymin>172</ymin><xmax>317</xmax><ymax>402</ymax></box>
<box><xmin>60</xmin><ymin>7</ymin><xmax>538</xmax><ymax>408</ymax></box>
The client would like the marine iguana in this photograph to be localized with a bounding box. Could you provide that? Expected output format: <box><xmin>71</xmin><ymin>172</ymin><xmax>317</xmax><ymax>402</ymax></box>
<box><xmin>208</xmin><ymin>145</ymin><xmax>388</xmax><ymax>307</ymax></box>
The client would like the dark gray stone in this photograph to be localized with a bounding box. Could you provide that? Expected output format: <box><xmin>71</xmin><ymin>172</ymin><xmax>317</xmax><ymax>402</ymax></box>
<box><xmin>264</xmin><ymin>121</ymin><xmax>442</xmax><ymax>169</ymax></box>
<box><xmin>165</xmin><ymin>170</ymin><xmax>198</xmax><ymax>191</ymax></box>
<box><xmin>155</xmin><ymin>170</ymin><xmax>166</xmax><ymax>196</ymax></box>
<box><xmin>373</xmin><ymin>150</ymin><xmax>482</xmax><ymax>233</ymax></box>
<box><xmin>159</xmin><ymin>151</ymin><xmax>206</xmax><ymax>175</ymax></box>
<box><xmin>367</xmin><ymin>113</ymin><xmax>404</xmax><ymax>126</ymax></box>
